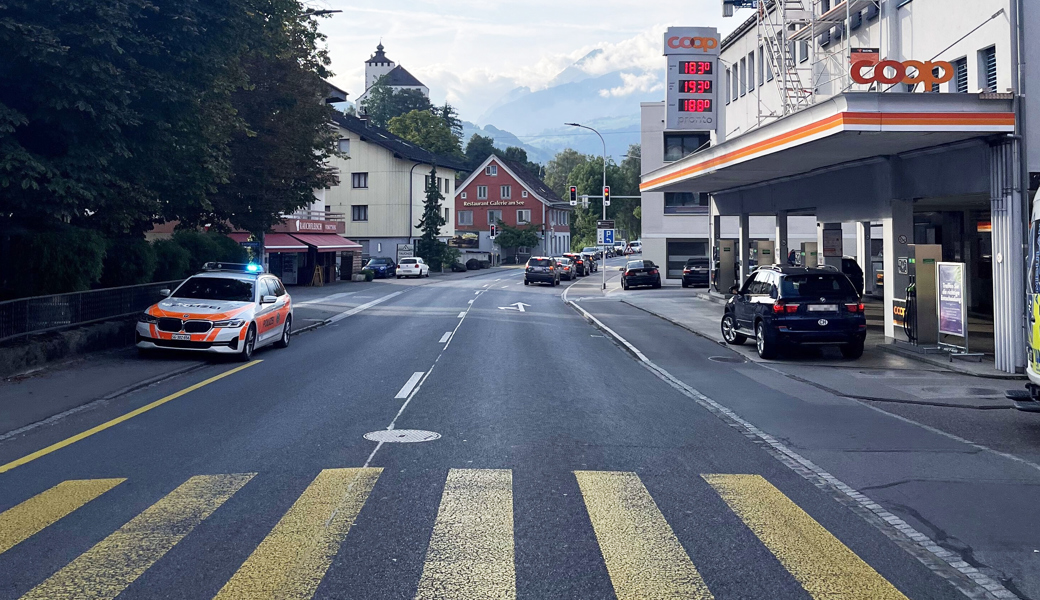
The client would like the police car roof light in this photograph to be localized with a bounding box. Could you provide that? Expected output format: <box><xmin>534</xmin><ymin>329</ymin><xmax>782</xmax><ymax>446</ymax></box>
<box><xmin>202</xmin><ymin>262</ymin><xmax>265</xmax><ymax>273</ymax></box>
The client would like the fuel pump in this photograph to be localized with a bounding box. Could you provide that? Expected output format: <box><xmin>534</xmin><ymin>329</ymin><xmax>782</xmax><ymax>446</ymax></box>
<box><xmin>903</xmin><ymin>275</ymin><xmax>917</xmax><ymax>343</ymax></box>
<box><xmin>900</xmin><ymin>244</ymin><xmax>941</xmax><ymax>346</ymax></box>
<box><xmin>715</xmin><ymin>240</ymin><xmax>736</xmax><ymax>293</ymax></box>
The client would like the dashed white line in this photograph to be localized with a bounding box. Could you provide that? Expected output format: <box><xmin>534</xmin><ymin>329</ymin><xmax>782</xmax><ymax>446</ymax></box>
<box><xmin>468</xmin><ymin>299</ymin><xmax>474</xmax><ymax>304</ymax></box>
<box><xmin>438</xmin><ymin>332</ymin><xmax>452</xmax><ymax>344</ymax></box>
<box><xmin>394</xmin><ymin>372</ymin><xmax>425</xmax><ymax>399</ymax></box>
<box><xmin>457</xmin><ymin>311</ymin><xmax>467</xmax><ymax>318</ymax></box>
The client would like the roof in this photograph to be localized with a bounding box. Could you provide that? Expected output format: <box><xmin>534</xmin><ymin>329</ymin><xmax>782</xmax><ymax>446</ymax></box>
<box><xmin>381</xmin><ymin>65</ymin><xmax>425</xmax><ymax>88</ymax></box>
<box><xmin>756</xmin><ymin>265</ymin><xmax>842</xmax><ymax>275</ymax></box>
<box><xmin>497</xmin><ymin>156</ymin><xmax>568</xmax><ymax>208</ymax></box>
<box><xmin>365</xmin><ymin>43</ymin><xmax>391</xmax><ymax>64</ymax></box>
<box><xmin>332</xmin><ymin>113</ymin><xmax>468</xmax><ymax>172</ymax></box>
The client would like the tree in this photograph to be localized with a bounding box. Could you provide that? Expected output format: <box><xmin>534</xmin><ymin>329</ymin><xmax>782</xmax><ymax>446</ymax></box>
<box><xmin>416</xmin><ymin>166</ymin><xmax>447</xmax><ymax>269</ymax></box>
<box><xmin>359</xmin><ymin>78</ymin><xmax>434</xmax><ymax>128</ymax></box>
<box><xmin>544</xmin><ymin>149</ymin><xmax>590</xmax><ymax>199</ymax></box>
<box><xmin>389</xmin><ymin>110</ymin><xmax>464</xmax><ymax>158</ymax></box>
<box><xmin>205</xmin><ymin>0</ymin><xmax>340</xmax><ymax>246</ymax></box>
<box><xmin>465</xmin><ymin>134</ymin><xmax>498</xmax><ymax>170</ymax></box>
<box><xmin>504</xmin><ymin>147</ymin><xmax>542</xmax><ymax>177</ymax></box>
<box><xmin>493</xmin><ymin>220</ymin><xmax>540</xmax><ymax>252</ymax></box>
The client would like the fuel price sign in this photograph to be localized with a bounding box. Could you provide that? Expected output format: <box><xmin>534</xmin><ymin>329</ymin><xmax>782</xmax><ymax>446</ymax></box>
<box><xmin>664</xmin><ymin>26</ymin><xmax>719</xmax><ymax>132</ymax></box>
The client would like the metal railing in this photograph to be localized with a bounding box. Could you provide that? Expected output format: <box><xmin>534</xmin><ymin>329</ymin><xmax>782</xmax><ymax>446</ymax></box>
<box><xmin>0</xmin><ymin>280</ymin><xmax>183</xmax><ymax>343</ymax></box>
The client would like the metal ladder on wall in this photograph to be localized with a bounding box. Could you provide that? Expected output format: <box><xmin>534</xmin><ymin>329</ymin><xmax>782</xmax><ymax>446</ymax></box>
<box><xmin>759</xmin><ymin>0</ymin><xmax>814</xmax><ymax>115</ymax></box>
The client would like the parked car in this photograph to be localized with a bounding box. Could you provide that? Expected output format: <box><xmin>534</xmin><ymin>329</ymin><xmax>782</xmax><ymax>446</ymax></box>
<box><xmin>841</xmin><ymin>256</ymin><xmax>865</xmax><ymax>296</ymax></box>
<box><xmin>136</xmin><ymin>263</ymin><xmax>291</xmax><ymax>361</ymax></box>
<box><xmin>613</xmin><ymin>242</ymin><xmax>626</xmax><ymax>255</ymax></box>
<box><xmin>365</xmin><ymin>257</ymin><xmax>396</xmax><ymax>278</ymax></box>
<box><xmin>581</xmin><ymin>252</ymin><xmax>598</xmax><ymax>272</ymax></box>
<box><xmin>720</xmin><ymin>265</ymin><xmax>866</xmax><ymax>360</ymax></box>
<box><xmin>562</xmin><ymin>253</ymin><xmax>589</xmax><ymax>276</ymax></box>
<box><xmin>629</xmin><ymin>241</ymin><xmax>642</xmax><ymax>254</ymax></box>
<box><xmin>681</xmin><ymin>257</ymin><xmax>710</xmax><ymax>288</ymax></box>
<box><xmin>554</xmin><ymin>256</ymin><xmax>577</xmax><ymax>281</ymax></box>
<box><xmin>583</xmin><ymin>246</ymin><xmax>603</xmax><ymax>260</ymax></box>
<box><xmin>524</xmin><ymin>257</ymin><xmax>560</xmax><ymax>286</ymax></box>
<box><xmin>619</xmin><ymin>260</ymin><xmax>661</xmax><ymax>290</ymax></box>
<box><xmin>396</xmin><ymin>257</ymin><xmax>430</xmax><ymax>278</ymax></box>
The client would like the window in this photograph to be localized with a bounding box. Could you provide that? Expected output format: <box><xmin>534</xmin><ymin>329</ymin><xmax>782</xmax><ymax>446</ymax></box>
<box><xmin>337</xmin><ymin>139</ymin><xmax>350</xmax><ymax>154</ymax></box>
<box><xmin>726</xmin><ymin>68</ymin><xmax>732</xmax><ymax>104</ymax></box>
<box><xmin>664</xmin><ymin>192</ymin><xmax>709</xmax><ymax>214</ymax></box>
<box><xmin>739</xmin><ymin>57</ymin><xmax>747</xmax><ymax>96</ymax></box>
<box><xmin>766</xmin><ymin>48</ymin><xmax>774</xmax><ymax>81</ymax></box>
<box><xmin>477</xmin><ymin>185</ymin><xmax>488</xmax><ymax>199</ymax></box>
<box><xmin>758</xmin><ymin>46</ymin><xmax>765</xmax><ymax>86</ymax></box>
<box><xmin>351</xmin><ymin>205</ymin><xmax>368</xmax><ymax>222</ymax></box>
<box><xmin>501</xmin><ymin>185</ymin><xmax>512</xmax><ymax>199</ymax></box>
<box><xmin>488</xmin><ymin>210</ymin><xmax>502</xmax><ymax>225</ymax></box>
<box><xmin>522</xmin><ymin>190</ymin><xmax>528</xmax><ymax>198</ymax></box>
<box><xmin>458</xmin><ymin>210</ymin><xmax>473</xmax><ymax>226</ymax></box>
<box><xmin>485</xmin><ymin>164</ymin><xmax>498</xmax><ymax>176</ymax></box>
<box><xmin>931</xmin><ymin>66</ymin><xmax>941</xmax><ymax>92</ymax></box>
<box><xmin>351</xmin><ymin>172</ymin><xmax>368</xmax><ymax>188</ymax></box>
<box><xmin>560</xmin><ymin>212</ymin><xmax>568</xmax><ymax>226</ymax></box>
<box><xmin>952</xmin><ymin>57</ymin><xmax>968</xmax><ymax>93</ymax></box>
<box><xmin>664</xmin><ymin>133</ymin><xmax>710</xmax><ymax>162</ymax></box>
<box><xmin>821</xmin><ymin>0</ymin><xmax>830</xmax><ymax>12</ymax></box>
<box><xmin>748</xmin><ymin>52</ymin><xmax>755</xmax><ymax>91</ymax></box>
<box><xmin>444</xmin><ymin>208</ymin><xmax>450</xmax><ymax>223</ymax></box>
<box><xmin>732</xmin><ymin>64</ymin><xmax>740</xmax><ymax>101</ymax></box>
<box><xmin>517</xmin><ymin>209</ymin><xmax>531</xmax><ymax>224</ymax></box>
<box><xmin>799</xmin><ymin>40</ymin><xmax>809</xmax><ymax>63</ymax></box>
<box><xmin>980</xmin><ymin>46</ymin><xmax>997</xmax><ymax>92</ymax></box>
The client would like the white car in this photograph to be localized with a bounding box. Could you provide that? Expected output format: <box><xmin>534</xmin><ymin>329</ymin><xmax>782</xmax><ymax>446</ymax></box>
<box><xmin>396</xmin><ymin>257</ymin><xmax>430</xmax><ymax>278</ymax></box>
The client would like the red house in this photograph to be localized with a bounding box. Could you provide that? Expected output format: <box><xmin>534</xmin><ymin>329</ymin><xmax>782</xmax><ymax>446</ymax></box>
<box><xmin>451</xmin><ymin>155</ymin><xmax>572</xmax><ymax>260</ymax></box>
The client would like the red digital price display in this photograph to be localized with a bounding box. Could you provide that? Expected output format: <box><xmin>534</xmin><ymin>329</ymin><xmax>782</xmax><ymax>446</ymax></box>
<box><xmin>680</xmin><ymin>79</ymin><xmax>713</xmax><ymax>94</ymax></box>
<box><xmin>680</xmin><ymin>60</ymin><xmax>714</xmax><ymax>75</ymax></box>
<box><xmin>679</xmin><ymin>99</ymin><xmax>713</xmax><ymax>112</ymax></box>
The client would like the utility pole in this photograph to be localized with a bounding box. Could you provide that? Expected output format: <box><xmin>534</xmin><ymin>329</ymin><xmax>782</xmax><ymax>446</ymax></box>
<box><xmin>565</xmin><ymin>122</ymin><xmax>608</xmax><ymax>291</ymax></box>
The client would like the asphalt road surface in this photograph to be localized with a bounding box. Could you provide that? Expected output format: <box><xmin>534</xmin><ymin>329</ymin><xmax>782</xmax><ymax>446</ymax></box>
<box><xmin>0</xmin><ymin>258</ymin><xmax>1016</xmax><ymax>599</ymax></box>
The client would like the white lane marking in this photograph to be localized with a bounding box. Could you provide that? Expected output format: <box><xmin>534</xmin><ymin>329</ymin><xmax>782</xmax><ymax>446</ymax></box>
<box><xmin>498</xmin><ymin>302</ymin><xmax>530</xmax><ymax>312</ymax></box>
<box><xmin>296</xmin><ymin>292</ymin><xmax>355</xmax><ymax>306</ymax></box>
<box><xmin>566</xmin><ymin>300</ymin><xmax>1020</xmax><ymax>600</ymax></box>
<box><xmin>475</xmin><ymin>290</ymin><xmax>482</xmax><ymax>295</ymax></box>
<box><xmin>439</xmin><ymin>332</ymin><xmax>452</xmax><ymax>344</ymax></box>
<box><xmin>327</xmin><ymin>292</ymin><xmax>404</xmax><ymax>324</ymax></box>
<box><xmin>468</xmin><ymin>300</ymin><xmax>474</xmax><ymax>304</ymax></box>
<box><xmin>457</xmin><ymin>311</ymin><xmax>467</xmax><ymax>318</ymax></box>
<box><xmin>482</xmin><ymin>284</ymin><xmax>489</xmax><ymax>288</ymax></box>
<box><xmin>395</xmin><ymin>372</ymin><xmax>425</xmax><ymax>399</ymax></box>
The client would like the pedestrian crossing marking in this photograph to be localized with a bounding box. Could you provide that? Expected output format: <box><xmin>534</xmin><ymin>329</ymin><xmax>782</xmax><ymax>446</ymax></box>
<box><xmin>213</xmin><ymin>468</ymin><xmax>381</xmax><ymax>600</ymax></box>
<box><xmin>0</xmin><ymin>479</ymin><xmax>124</xmax><ymax>556</ymax></box>
<box><xmin>21</xmin><ymin>473</ymin><xmax>253</xmax><ymax>600</ymax></box>
<box><xmin>414</xmin><ymin>469</ymin><xmax>515</xmax><ymax>600</ymax></box>
<box><xmin>704</xmin><ymin>474</ymin><xmax>909</xmax><ymax>600</ymax></box>
<box><xmin>574</xmin><ymin>471</ymin><xmax>714</xmax><ymax>600</ymax></box>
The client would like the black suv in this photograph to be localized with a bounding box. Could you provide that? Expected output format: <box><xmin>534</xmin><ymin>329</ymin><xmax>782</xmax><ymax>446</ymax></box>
<box><xmin>681</xmin><ymin>257</ymin><xmax>709</xmax><ymax>288</ymax></box>
<box><xmin>720</xmin><ymin>266</ymin><xmax>866</xmax><ymax>359</ymax></box>
<box><xmin>524</xmin><ymin>257</ymin><xmax>560</xmax><ymax>286</ymax></box>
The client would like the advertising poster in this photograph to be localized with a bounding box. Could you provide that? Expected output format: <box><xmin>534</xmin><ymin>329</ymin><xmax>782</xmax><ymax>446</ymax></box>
<box><xmin>449</xmin><ymin>232</ymin><xmax>479</xmax><ymax>249</ymax></box>
<box><xmin>937</xmin><ymin>262</ymin><xmax>966</xmax><ymax>337</ymax></box>
<box><xmin>822</xmin><ymin>229</ymin><xmax>842</xmax><ymax>257</ymax></box>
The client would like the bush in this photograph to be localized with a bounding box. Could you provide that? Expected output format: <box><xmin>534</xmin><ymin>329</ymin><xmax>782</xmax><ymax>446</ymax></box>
<box><xmin>172</xmin><ymin>230</ymin><xmax>248</xmax><ymax>272</ymax></box>
<box><xmin>100</xmin><ymin>237</ymin><xmax>157</xmax><ymax>287</ymax></box>
<box><xmin>361</xmin><ymin>269</ymin><xmax>374</xmax><ymax>282</ymax></box>
<box><xmin>0</xmin><ymin>226</ymin><xmax>106</xmax><ymax>298</ymax></box>
<box><xmin>152</xmin><ymin>239</ymin><xmax>191</xmax><ymax>281</ymax></box>
<box><xmin>441</xmin><ymin>246</ymin><xmax>462</xmax><ymax>271</ymax></box>
<box><xmin>479</xmin><ymin>260</ymin><xmax>490</xmax><ymax>269</ymax></box>
<box><xmin>466</xmin><ymin>258</ymin><xmax>480</xmax><ymax>270</ymax></box>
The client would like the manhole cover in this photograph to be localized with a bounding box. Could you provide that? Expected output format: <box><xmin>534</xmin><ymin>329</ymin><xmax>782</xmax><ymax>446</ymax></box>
<box><xmin>364</xmin><ymin>429</ymin><xmax>441</xmax><ymax>443</ymax></box>
<box><xmin>709</xmin><ymin>356</ymin><xmax>746</xmax><ymax>364</ymax></box>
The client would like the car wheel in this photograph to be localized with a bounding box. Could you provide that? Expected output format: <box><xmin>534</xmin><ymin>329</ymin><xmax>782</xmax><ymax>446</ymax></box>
<box><xmin>755</xmin><ymin>322</ymin><xmax>778</xmax><ymax>360</ymax></box>
<box><xmin>550</xmin><ymin>278</ymin><xmax>556</xmax><ymax>287</ymax></box>
<box><xmin>622</xmin><ymin>280</ymin><xmax>628</xmax><ymax>290</ymax></box>
<box><xmin>274</xmin><ymin>316</ymin><xmax>291</xmax><ymax>349</ymax></box>
<box><xmin>682</xmin><ymin>281</ymin><xmax>689</xmax><ymax>288</ymax></box>
<box><xmin>396</xmin><ymin>275</ymin><xmax>401</xmax><ymax>279</ymax></box>
<box><xmin>721</xmin><ymin>315</ymin><xmax>747</xmax><ymax>345</ymax></box>
<box><xmin>524</xmin><ymin>280</ymin><xmax>530</xmax><ymax>286</ymax></box>
<box><xmin>238</xmin><ymin>325</ymin><xmax>257</xmax><ymax>362</ymax></box>
<box><xmin>840</xmin><ymin>339</ymin><xmax>865</xmax><ymax>359</ymax></box>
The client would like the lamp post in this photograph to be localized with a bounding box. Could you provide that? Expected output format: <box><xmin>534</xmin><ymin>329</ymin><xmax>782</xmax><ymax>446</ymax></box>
<box><xmin>565</xmin><ymin>122</ymin><xmax>607</xmax><ymax>291</ymax></box>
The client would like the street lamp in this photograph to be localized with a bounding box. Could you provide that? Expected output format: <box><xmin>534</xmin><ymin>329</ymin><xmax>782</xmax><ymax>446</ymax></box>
<box><xmin>565</xmin><ymin>122</ymin><xmax>608</xmax><ymax>291</ymax></box>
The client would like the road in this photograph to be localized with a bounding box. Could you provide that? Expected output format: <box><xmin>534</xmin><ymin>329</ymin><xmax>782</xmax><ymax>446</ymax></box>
<box><xmin>0</xmin><ymin>257</ymin><xmax>1025</xmax><ymax>599</ymax></box>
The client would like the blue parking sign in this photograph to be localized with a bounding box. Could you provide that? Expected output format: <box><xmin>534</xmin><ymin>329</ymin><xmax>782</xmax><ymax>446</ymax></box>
<box><xmin>598</xmin><ymin>228</ymin><xmax>614</xmax><ymax>245</ymax></box>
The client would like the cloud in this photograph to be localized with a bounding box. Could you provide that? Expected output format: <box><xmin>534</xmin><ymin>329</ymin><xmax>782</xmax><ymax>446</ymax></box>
<box><xmin>599</xmin><ymin>71</ymin><xmax>664</xmax><ymax>97</ymax></box>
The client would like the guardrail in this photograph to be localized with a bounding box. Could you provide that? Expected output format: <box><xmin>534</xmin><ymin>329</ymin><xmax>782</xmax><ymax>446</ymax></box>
<box><xmin>0</xmin><ymin>280</ymin><xmax>183</xmax><ymax>343</ymax></box>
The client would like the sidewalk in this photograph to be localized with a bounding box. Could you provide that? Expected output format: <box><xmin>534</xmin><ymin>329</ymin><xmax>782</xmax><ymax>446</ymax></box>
<box><xmin>614</xmin><ymin>290</ymin><xmax>1018</xmax><ymax>410</ymax></box>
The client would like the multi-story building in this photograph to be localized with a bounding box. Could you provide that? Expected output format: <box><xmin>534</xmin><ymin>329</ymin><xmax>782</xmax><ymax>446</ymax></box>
<box><xmin>452</xmin><ymin>155</ymin><xmax>572</xmax><ymax>263</ymax></box>
<box><xmin>324</xmin><ymin>113</ymin><xmax>467</xmax><ymax>263</ymax></box>
<box><xmin>356</xmin><ymin>43</ymin><xmax>429</xmax><ymax>105</ymax></box>
<box><xmin>640</xmin><ymin>0</ymin><xmax>1038</xmax><ymax>374</ymax></box>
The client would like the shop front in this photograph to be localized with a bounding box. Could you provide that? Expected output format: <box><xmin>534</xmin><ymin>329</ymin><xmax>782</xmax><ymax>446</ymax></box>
<box><xmin>230</xmin><ymin>218</ymin><xmax>362</xmax><ymax>286</ymax></box>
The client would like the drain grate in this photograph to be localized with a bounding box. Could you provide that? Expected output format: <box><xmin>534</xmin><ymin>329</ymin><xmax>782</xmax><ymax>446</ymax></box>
<box><xmin>709</xmin><ymin>356</ymin><xmax>746</xmax><ymax>364</ymax></box>
<box><xmin>364</xmin><ymin>429</ymin><xmax>441</xmax><ymax>443</ymax></box>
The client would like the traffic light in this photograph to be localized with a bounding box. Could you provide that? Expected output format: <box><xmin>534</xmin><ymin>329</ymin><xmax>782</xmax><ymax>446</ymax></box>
<box><xmin>603</xmin><ymin>186</ymin><xmax>611</xmax><ymax>206</ymax></box>
<box><xmin>490</xmin><ymin>224</ymin><xmax>497</xmax><ymax>238</ymax></box>
<box><xmin>569</xmin><ymin>186</ymin><xmax>577</xmax><ymax>206</ymax></box>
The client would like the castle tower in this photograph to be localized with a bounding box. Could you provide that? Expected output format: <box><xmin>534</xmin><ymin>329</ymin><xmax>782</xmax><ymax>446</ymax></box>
<box><xmin>364</xmin><ymin>43</ymin><xmax>395</xmax><ymax>91</ymax></box>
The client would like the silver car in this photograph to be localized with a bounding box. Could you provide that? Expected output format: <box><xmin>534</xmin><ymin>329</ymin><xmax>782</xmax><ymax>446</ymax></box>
<box><xmin>554</xmin><ymin>256</ymin><xmax>577</xmax><ymax>281</ymax></box>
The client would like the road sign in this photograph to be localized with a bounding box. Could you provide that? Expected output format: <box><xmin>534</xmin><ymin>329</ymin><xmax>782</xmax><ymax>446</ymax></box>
<box><xmin>598</xmin><ymin>229</ymin><xmax>615</xmax><ymax>245</ymax></box>
<box><xmin>597</xmin><ymin>220</ymin><xmax>615</xmax><ymax>229</ymax></box>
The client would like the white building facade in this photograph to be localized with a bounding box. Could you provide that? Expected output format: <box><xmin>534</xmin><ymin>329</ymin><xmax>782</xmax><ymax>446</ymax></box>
<box><xmin>357</xmin><ymin>43</ymin><xmax>430</xmax><ymax>106</ymax></box>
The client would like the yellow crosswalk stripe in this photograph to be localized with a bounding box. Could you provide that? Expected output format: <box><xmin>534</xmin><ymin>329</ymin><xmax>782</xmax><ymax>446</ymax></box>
<box><xmin>575</xmin><ymin>471</ymin><xmax>714</xmax><ymax>600</ymax></box>
<box><xmin>0</xmin><ymin>479</ymin><xmax>125</xmax><ymax>556</ymax></box>
<box><xmin>21</xmin><ymin>473</ymin><xmax>253</xmax><ymax>600</ymax></box>
<box><xmin>704</xmin><ymin>474</ymin><xmax>909</xmax><ymax>600</ymax></box>
<box><xmin>213</xmin><ymin>468</ymin><xmax>382</xmax><ymax>600</ymax></box>
<box><xmin>414</xmin><ymin>469</ymin><xmax>515</xmax><ymax>600</ymax></box>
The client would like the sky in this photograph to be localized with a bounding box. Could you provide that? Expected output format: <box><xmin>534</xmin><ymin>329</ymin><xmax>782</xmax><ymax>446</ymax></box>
<box><xmin>312</xmin><ymin>0</ymin><xmax>741</xmax><ymax>123</ymax></box>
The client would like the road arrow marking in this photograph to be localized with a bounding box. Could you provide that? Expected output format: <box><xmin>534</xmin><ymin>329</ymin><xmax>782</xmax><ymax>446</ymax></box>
<box><xmin>498</xmin><ymin>302</ymin><xmax>531</xmax><ymax>313</ymax></box>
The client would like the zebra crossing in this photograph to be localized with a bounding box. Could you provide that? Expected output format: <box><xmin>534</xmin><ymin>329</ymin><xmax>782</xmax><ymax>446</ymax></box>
<box><xmin>0</xmin><ymin>469</ymin><xmax>912</xmax><ymax>600</ymax></box>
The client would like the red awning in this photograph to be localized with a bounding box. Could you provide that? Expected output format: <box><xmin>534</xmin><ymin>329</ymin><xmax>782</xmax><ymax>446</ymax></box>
<box><xmin>290</xmin><ymin>233</ymin><xmax>362</xmax><ymax>251</ymax></box>
<box><xmin>263</xmin><ymin>233</ymin><xmax>309</xmax><ymax>252</ymax></box>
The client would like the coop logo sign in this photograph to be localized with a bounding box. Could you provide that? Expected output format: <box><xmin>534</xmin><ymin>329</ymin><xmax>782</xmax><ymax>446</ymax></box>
<box><xmin>851</xmin><ymin>59</ymin><xmax>954</xmax><ymax>87</ymax></box>
<box><xmin>666</xmin><ymin>36</ymin><xmax>718</xmax><ymax>52</ymax></box>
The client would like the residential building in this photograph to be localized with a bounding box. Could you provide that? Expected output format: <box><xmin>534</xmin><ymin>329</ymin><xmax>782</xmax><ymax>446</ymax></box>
<box><xmin>356</xmin><ymin>43</ymin><xmax>429</xmax><ymax>105</ymax></box>
<box><xmin>453</xmin><ymin>155</ymin><xmax>572</xmax><ymax>263</ymax></box>
<box><xmin>324</xmin><ymin>113</ymin><xmax>467</xmax><ymax>263</ymax></box>
<box><xmin>641</xmin><ymin>1</ymin><xmax>1038</xmax><ymax>374</ymax></box>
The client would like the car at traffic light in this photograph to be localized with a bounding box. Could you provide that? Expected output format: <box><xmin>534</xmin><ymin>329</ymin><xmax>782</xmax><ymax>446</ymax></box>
<box><xmin>580</xmin><ymin>252</ymin><xmax>599</xmax><ymax>273</ymax></box>
<box><xmin>524</xmin><ymin>257</ymin><xmax>560</xmax><ymax>286</ymax></box>
<box><xmin>553</xmin><ymin>256</ymin><xmax>577</xmax><ymax>281</ymax></box>
<box><xmin>365</xmin><ymin>257</ymin><xmax>397</xmax><ymax>278</ymax></box>
<box><xmin>582</xmin><ymin>246</ymin><xmax>603</xmax><ymax>260</ymax></box>
<box><xmin>562</xmin><ymin>253</ymin><xmax>589</xmax><ymax>276</ymax></box>
<box><xmin>681</xmin><ymin>257</ymin><xmax>710</xmax><ymax>288</ymax></box>
<box><xmin>136</xmin><ymin>263</ymin><xmax>292</xmax><ymax>361</ymax></box>
<box><xmin>619</xmin><ymin>260</ymin><xmax>662</xmax><ymax>290</ymax></box>
<box><xmin>396</xmin><ymin>257</ymin><xmax>430</xmax><ymax>278</ymax></box>
<box><xmin>721</xmin><ymin>266</ymin><xmax>866</xmax><ymax>360</ymax></box>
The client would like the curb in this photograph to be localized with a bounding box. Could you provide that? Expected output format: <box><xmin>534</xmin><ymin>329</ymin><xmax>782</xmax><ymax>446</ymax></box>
<box><xmin>877</xmin><ymin>344</ymin><xmax>1026</xmax><ymax>380</ymax></box>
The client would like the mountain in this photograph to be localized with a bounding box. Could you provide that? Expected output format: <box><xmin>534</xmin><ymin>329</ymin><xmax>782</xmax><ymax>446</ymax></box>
<box><xmin>459</xmin><ymin>121</ymin><xmax>554</xmax><ymax>164</ymax></box>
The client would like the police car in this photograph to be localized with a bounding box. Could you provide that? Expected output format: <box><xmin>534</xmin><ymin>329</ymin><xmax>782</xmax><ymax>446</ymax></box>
<box><xmin>136</xmin><ymin>263</ymin><xmax>292</xmax><ymax>360</ymax></box>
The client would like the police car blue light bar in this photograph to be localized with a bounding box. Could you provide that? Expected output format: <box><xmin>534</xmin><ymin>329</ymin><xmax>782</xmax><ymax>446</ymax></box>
<box><xmin>201</xmin><ymin>262</ymin><xmax>265</xmax><ymax>273</ymax></box>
